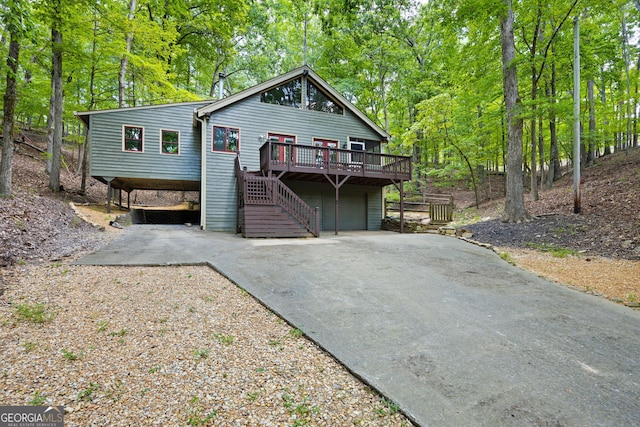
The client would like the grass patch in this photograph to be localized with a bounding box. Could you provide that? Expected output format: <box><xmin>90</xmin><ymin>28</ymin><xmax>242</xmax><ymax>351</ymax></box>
<box><xmin>13</xmin><ymin>302</ymin><xmax>55</xmax><ymax>324</ymax></box>
<box><xmin>23</xmin><ymin>341</ymin><xmax>37</xmax><ymax>352</ymax></box>
<box><xmin>289</xmin><ymin>328</ymin><xmax>304</xmax><ymax>338</ymax></box>
<box><xmin>108</xmin><ymin>328</ymin><xmax>128</xmax><ymax>337</ymax></box>
<box><xmin>77</xmin><ymin>382</ymin><xmax>100</xmax><ymax>402</ymax></box>
<box><xmin>499</xmin><ymin>252</ymin><xmax>516</xmax><ymax>266</ymax></box>
<box><xmin>186</xmin><ymin>395</ymin><xmax>218</xmax><ymax>426</ymax></box>
<box><xmin>525</xmin><ymin>242</ymin><xmax>578</xmax><ymax>258</ymax></box>
<box><xmin>213</xmin><ymin>333</ymin><xmax>234</xmax><ymax>345</ymax></box>
<box><xmin>61</xmin><ymin>349</ymin><xmax>80</xmax><ymax>361</ymax></box>
<box><xmin>193</xmin><ymin>348</ymin><xmax>209</xmax><ymax>362</ymax></box>
<box><xmin>29</xmin><ymin>391</ymin><xmax>47</xmax><ymax>406</ymax></box>
<box><xmin>282</xmin><ymin>392</ymin><xmax>319</xmax><ymax>426</ymax></box>
<box><xmin>376</xmin><ymin>397</ymin><xmax>400</xmax><ymax>416</ymax></box>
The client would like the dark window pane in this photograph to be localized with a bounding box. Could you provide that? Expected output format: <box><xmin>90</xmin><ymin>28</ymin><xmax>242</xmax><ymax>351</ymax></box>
<box><xmin>161</xmin><ymin>130</ymin><xmax>179</xmax><ymax>154</ymax></box>
<box><xmin>213</xmin><ymin>126</ymin><xmax>239</xmax><ymax>152</ymax></box>
<box><xmin>261</xmin><ymin>78</ymin><xmax>302</xmax><ymax>108</ymax></box>
<box><xmin>124</xmin><ymin>126</ymin><xmax>143</xmax><ymax>151</ymax></box>
<box><xmin>307</xmin><ymin>82</ymin><xmax>344</xmax><ymax>115</ymax></box>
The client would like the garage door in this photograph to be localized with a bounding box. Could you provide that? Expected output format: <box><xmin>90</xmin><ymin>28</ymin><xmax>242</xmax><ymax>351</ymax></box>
<box><xmin>322</xmin><ymin>190</ymin><xmax>367</xmax><ymax>231</ymax></box>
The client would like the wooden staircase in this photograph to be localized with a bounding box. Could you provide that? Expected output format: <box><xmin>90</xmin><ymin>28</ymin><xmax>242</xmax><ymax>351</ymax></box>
<box><xmin>236</xmin><ymin>158</ymin><xmax>320</xmax><ymax>238</ymax></box>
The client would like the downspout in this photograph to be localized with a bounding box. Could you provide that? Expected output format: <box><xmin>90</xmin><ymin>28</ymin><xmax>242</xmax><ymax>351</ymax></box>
<box><xmin>195</xmin><ymin>112</ymin><xmax>208</xmax><ymax>230</ymax></box>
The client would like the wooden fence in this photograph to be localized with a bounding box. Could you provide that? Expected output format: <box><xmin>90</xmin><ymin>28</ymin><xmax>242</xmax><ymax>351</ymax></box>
<box><xmin>384</xmin><ymin>193</ymin><xmax>454</xmax><ymax>224</ymax></box>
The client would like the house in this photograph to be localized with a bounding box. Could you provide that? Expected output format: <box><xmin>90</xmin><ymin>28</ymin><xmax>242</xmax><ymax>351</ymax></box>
<box><xmin>76</xmin><ymin>66</ymin><xmax>411</xmax><ymax>237</ymax></box>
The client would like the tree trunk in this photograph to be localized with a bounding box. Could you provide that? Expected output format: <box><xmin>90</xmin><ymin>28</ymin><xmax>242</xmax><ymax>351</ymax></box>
<box><xmin>48</xmin><ymin>25</ymin><xmax>63</xmax><ymax>192</ymax></box>
<box><xmin>0</xmin><ymin>38</ymin><xmax>20</xmax><ymax>196</ymax></box>
<box><xmin>547</xmin><ymin>50</ymin><xmax>561</xmax><ymax>187</ymax></box>
<box><xmin>528</xmin><ymin>7</ymin><xmax>542</xmax><ymax>201</ymax></box>
<box><xmin>500</xmin><ymin>0</ymin><xmax>529</xmax><ymax>222</ymax></box>
<box><xmin>601</xmin><ymin>72</ymin><xmax>611</xmax><ymax>155</ymax></box>
<box><xmin>621</xmin><ymin>12</ymin><xmax>632</xmax><ymax>151</ymax></box>
<box><xmin>79</xmin><ymin>16</ymin><xmax>100</xmax><ymax>195</ymax></box>
<box><xmin>538</xmin><ymin>118</ymin><xmax>545</xmax><ymax>187</ymax></box>
<box><xmin>587</xmin><ymin>79</ymin><xmax>596</xmax><ymax>165</ymax></box>
<box><xmin>46</xmin><ymin>89</ymin><xmax>54</xmax><ymax>174</ymax></box>
<box><xmin>119</xmin><ymin>0</ymin><xmax>137</xmax><ymax>108</ymax></box>
<box><xmin>634</xmin><ymin>52</ymin><xmax>639</xmax><ymax>147</ymax></box>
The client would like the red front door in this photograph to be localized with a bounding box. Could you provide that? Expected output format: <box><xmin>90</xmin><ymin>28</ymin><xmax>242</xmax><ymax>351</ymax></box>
<box><xmin>313</xmin><ymin>138</ymin><xmax>339</xmax><ymax>167</ymax></box>
<box><xmin>268</xmin><ymin>133</ymin><xmax>296</xmax><ymax>164</ymax></box>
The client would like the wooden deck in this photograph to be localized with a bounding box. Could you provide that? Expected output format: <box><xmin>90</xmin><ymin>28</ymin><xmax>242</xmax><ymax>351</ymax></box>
<box><xmin>259</xmin><ymin>141</ymin><xmax>411</xmax><ymax>185</ymax></box>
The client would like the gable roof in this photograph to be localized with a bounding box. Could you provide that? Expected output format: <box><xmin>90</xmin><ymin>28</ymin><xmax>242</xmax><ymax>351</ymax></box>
<box><xmin>75</xmin><ymin>100</ymin><xmax>213</xmax><ymax>126</ymax></box>
<box><xmin>196</xmin><ymin>65</ymin><xmax>390</xmax><ymax>141</ymax></box>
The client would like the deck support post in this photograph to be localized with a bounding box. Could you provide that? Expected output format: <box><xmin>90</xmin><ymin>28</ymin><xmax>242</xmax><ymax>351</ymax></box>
<box><xmin>400</xmin><ymin>180</ymin><xmax>404</xmax><ymax>233</ymax></box>
<box><xmin>323</xmin><ymin>173</ymin><xmax>350</xmax><ymax>235</ymax></box>
<box><xmin>127</xmin><ymin>191</ymin><xmax>131</xmax><ymax>209</ymax></box>
<box><xmin>106</xmin><ymin>179</ymin><xmax>112</xmax><ymax>214</ymax></box>
<box><xmin>391</xmin><ymin>179</ymin><xmax>405</xmax><ymax>233</ymax></box>
<box><xmin>335</xmin><ymin>180</ymin><xmax>339</xmax><ymax>235</ymax></box>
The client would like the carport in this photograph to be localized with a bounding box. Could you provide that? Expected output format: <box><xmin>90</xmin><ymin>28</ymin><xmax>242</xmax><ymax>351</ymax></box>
<box><xmin>94</xmin><ymin>176</ymin><xmax>201</xmax><ymax>225</ymax></box>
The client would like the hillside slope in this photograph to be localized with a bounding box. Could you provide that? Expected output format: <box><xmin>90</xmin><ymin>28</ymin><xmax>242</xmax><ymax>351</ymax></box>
<box><xmin>464</xmin><ymin>147</ymin><xmax>640</xmax><ymax>260</ymax></box>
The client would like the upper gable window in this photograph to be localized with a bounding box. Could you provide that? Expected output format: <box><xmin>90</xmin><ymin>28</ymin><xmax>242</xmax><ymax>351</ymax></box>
<box><xmin>213</xmin><ymin>125</ymin><xmax>239</xmax><ymax>152</ymax></box>
<box><xmin>261</xmin><ymin>77</ymin><xmax>302</xmax><ymax>108</ymax></box>
<box><xmin>307</xmin><ymin>82</ymin><xmax>344</xmax><ymax>115</ymax></box>
<box><xmin>123</xmin><ymin>125</ymin><xmax>143</xmax><ymax>152</ymax></box>
<box><xmin>161</xmin><ymin>129</ymin><xmax>180</xmax><ymax>155</ymax></box>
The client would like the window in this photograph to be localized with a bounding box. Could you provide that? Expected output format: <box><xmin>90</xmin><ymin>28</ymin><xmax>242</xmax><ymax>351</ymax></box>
<box><xmin>307</xmin><ymin>82</ymin><xmax>344</xmax><ymax>115</ymax></box>
<box><xmin>213</xmin><ymin>126</ymin><xmax>239</xmax><ymax>152</ymax></box>
<box><xmin>260</xmin><ymin>78</ymin><xmax>302</xmax><ymax>108</ymax></box>
<box><xmin>161</xmin><ymin>129</ymin><xmax>180</xmax><ymax>155</ymax></box>
<box><xmin>123</xmin><ymin>125</ymin><xmax>143</xmax><ymax>152</ymax></box>
<box><xmin>260</xmin><ymin>76</ymin><xmax>344</xmax><ymax>115</ymax></box>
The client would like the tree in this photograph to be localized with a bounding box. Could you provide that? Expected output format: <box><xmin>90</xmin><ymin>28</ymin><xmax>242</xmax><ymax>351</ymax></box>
<box><xmin>48</xmin><ymin>0</ymin><xmax>64</xmax><ymax>192</ymax></box>
<box><xmin>0</xmin><ymin>0</ymin><xmax>29</xmax><ymax>195</ymax></box>
<box><xmin>119</xmin><ymin>0</ymin><xmax>136</xmax><ymax>108</ymax></box>
<box><xmin>500</xmin><ymin>0</ymin><xmax>529</xmax><ymax>222</ymax></box>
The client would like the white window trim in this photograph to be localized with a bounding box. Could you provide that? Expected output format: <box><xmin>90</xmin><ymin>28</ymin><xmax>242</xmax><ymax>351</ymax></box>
<box><xmin>159</xmin><ymin>128</ymin><xmax>181</xmax><ymax>156</ymax></box>
<box><xmin>122</xmin><ymin>124</ymin><xmax>145</xmax><ymax>153</ymax></box>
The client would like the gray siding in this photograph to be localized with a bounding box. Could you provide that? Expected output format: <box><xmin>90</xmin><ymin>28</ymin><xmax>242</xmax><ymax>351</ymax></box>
<box><xmin>210</xmin><ymin>95</ymin><xmax>383</xmax><ymax>169</ymax></box>
<box><xmin>203</xmin><ymin>152</ymin><xmax>238</xmax><ymax>231</ymax></box>
<box><xmin>284</xmin><ymin>181</ymin><xmax>383</xmax><ymax>231</ymax></box>
<box><xmin>202</xmin><ymin>95</ymin><xmax>386</xmax><ymax>231</ymax></box>
<box><xmin>89</xmin><ymin>102</ymin><xmax>210</xmax><ymax>181</ymax></box>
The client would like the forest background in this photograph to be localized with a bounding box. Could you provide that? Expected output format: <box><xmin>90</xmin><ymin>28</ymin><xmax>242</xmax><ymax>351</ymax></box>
<box><xmin>0</xmin><ymin>0</ymin><xmax>638</xmax><ymax>220</ymax></box>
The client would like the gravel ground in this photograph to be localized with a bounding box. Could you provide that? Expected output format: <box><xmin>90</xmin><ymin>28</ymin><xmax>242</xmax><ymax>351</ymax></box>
<box><xmin>0</xmin><ymin>263</ymin><xmax>411</xmax><ymax>426</ymax></box>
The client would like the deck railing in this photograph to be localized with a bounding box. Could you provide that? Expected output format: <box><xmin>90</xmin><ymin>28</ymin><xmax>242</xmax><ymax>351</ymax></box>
<box><xmin>259</xmin><ymin>142</ymin><xmax>411</xmax><ymax>181</ymax></box>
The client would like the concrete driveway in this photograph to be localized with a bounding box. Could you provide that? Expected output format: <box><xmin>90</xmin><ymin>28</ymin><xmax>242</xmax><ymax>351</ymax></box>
<box><xmin>76</xmin><ymin>225</ymin><xmax>640</xmax><ymax>426</ymax></box>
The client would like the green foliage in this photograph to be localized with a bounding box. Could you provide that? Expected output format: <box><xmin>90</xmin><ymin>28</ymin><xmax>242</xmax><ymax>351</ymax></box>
<box><xmin>186</xmin><ymin>395</ymin><xmax>218</xmax><ymax>426</ymax></box>
<box><xmin>0</xmin><ymin>0</ymin><xmax>637</xmax><ymax>194</ymax></box>
<box><xmin>193</xmin><ymin>348</ymin><xmax>209</xmax><ymax>362</ymax></box>
<box><xmin>213</xmin><ymin>333</ymin><xmax>234</xmax><ymax>345</ymax></box>
<box><xmin>499</xmin><ymin>251</ymin><xmax>516</xmax><ymax>266</ymax></box>
<box><xmin>77</xmin><ymin>382</ymin><xmax>99</xmax><ymax>402</ymax></box>
<box><xmin>525</xmin><ymin>242</ymin><xmax>578</xmax><ymax>258</ymax></box>
<box><xmin>29</xmin><ymin>391</ymin><xmax>47</xmax><ymax>406</ymax></box>
<box><xmin>61</xmin><ymin>348</ymin><xmax>79</xmax><ymax>361</ymax></box>
<box><xmin>13</xmin><ymin>302</ymin><xmax>55</xmax><ymax>323</ymax></box>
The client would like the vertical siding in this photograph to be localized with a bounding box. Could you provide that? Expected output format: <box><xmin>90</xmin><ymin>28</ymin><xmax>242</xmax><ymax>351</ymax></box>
<box><xmin>367</xmin><ymin>188</ymin><xmax>383</xmax><ymax>230</ymax></box>
<box><xmin>88</xmin><ymin>102</ymin><xmax>210</xmax><ymax>181</ymax></box>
